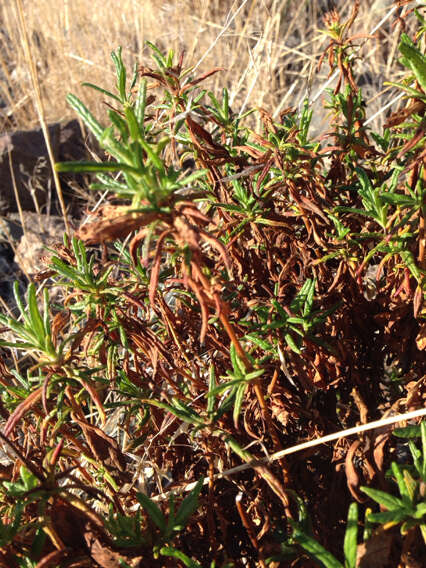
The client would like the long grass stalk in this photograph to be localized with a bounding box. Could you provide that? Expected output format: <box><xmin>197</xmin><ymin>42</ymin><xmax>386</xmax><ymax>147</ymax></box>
<box><xmin>151</xmin><ymin>408</ymin><xmax>426</xmax><ymax>501</ymax></box>
<box><xmin>14</xmin><ymin>0</ymin><xmax>70</xmax><ymax>234</ymax></box>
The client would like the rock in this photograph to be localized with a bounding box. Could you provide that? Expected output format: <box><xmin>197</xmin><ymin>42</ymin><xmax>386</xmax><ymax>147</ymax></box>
<box><xmin>0</xmin><ymin>120</ymin><xmax>87</xmax><ymax>214</ymax></box>
<box><xmin>0</xmin><ymin>212</ymin><xmax>72</xmax><ymax>310</ymax></box>
<box><xmin>0</xmin><ymin>240</ymin><xmax>17</xmax><ymax>302</ymax></box>
<box><xmin>13</xmin><ymin>212</ymin><xmax>68</xmax><ymax>275</ymax></box>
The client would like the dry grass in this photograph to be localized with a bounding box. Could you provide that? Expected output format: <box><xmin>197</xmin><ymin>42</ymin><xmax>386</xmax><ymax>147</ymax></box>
<box><xmin>0</xmin><ymin>0</ymin><xmax>416</xmax><ymax>135</ymax></box>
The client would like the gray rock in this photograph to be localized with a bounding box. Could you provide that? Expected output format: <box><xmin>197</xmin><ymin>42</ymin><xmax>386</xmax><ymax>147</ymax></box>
<box><xmin>11</xmin><ymin>212</ymin><xmax>68</xmax><ymax>275</ymax></box>
<box><xmin>0</xmin><ymin>120</ymin><xmax>86</xmax><ymax>214</ymax></box>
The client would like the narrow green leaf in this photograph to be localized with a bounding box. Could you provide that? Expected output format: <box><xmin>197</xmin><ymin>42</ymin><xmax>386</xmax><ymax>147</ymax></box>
<box><xmin>144</xmin><ymin>399</ymin><xmax>205</xmax><ymax>426</ymax></box>
<box><xmin>27</xmin><ymin>283</ymin><xmax>45</xmax><ymax>344</ymax></box>
<box><xmin>111</xmin><ymin>47</ymin><xmax>127</xmax><ymax>101</ymax></box>
<box><xmin>174</xmin><ymin>477</ymin><xmax>204</xmax><ymax>527</ymax></box>
<box><xmin>159</xmin><ymin>546</ymin><xmax>202</xmax><ymax>568</ymax></box>
<box><xmin>136</xmin><ymin>492</ymin><xmax>166</xmax><ymax>532</ymax></box>
<box><xmin>207</xmin><ymin>364</ymin><xmax>216</xmax><ymax>414</ymax></box>
<box><xmin>244</xmin><ymin>368</ymin><xmax>265</xmax><ymax>381</ymax></box>
<box><xmin>284</xmin><ymin>333</ymin><xmax>301</xmax><ymax>354</ymax></box>
<box><xmin>42</xmin><ymin>288</ymin><xmax>51</xmax><ymax>339</ymax></box>
<box><xmin>108</xmin><ymin>108</ymin><xmax>129</xmax><ymax>141</ymax></box>
<box><xmin>177</xmin><ymin>169</ymin><xmax>208</xmax><ymax>187</ymax></box>
<box><xmin>367</xmin><ymin>509</ymin><xmax>409</xmax><ymax>525</ymax></box>
<box><xmin>224</xmin><ymin>435</ymin><xmax>253</xmax><ymax>462</ymax></box>
<box><xmin>56</xmin><ymin>161</ymin><xmax>138</xmax><ymax>174</ymax></box>
<box><xmin>360</xmin><ymin>486</ymin><xmax>404</xmax><ymax>510</ymax></box>
<box><xmin>343</xmin><ymin>503</ymin><xmax>358</xmax><ymax>568</ymax></box>
<box><xmin>20</xmin><ymin>466</ymin><xmax>39</xmax><ymax>491</ymax></box>
<box><xmin>384</xmin><ymin>80</ymin><xmax>426</xmax><ymax>100</ymax></box>
<box><xmin>292</xmin><ymin>526</ymin><xmax>344</xmax><ymax>568</ymax></box>
<box><xmin>13</xmin><ymin>281</ymin><xmax>31</xmax><ymax>327</ymax></box>
<box><xmin>66</xmin><ymin>93</ymin><xmax>104</xmax><ymax>140</ymax></box>
<box><xmin>210</xmin><ymin>377</ymin><xmax>248</xmax><ymax>396</ymax></box>
<box><xmin>233</xmin><ymin>383</ymin><xmax>247</xmax><ymax>429</ymax></box>
<box><xmin>166</xmin><ymin>49</ymin><xmax>175</xmax><ymax>68</ymax></box>
<box><xmin>135</xmin><ymin>79</ymin><xmax>147</xmax><ymax>128</ymax></box>
<box><xmin>391</xmin><ymin>462</ymin><xmax>412</xmax><ymax>503</ymax></box>
<box><xmin>0</xmin><ymin>338</ymin><xmax>35</xmax><ymax>350</ymax></box>
<box><xmin>139</xmin><ymin>138</ymin><xmax>165</xmax><ymax>172</ymax></box>
<box><xmin>145</xmin><ymin>41</ymin><xmax>167</xmax><ymax>68</ymax></box>
<box><xmin>81</xmin><ymin>82</ymin><xmax>122</xmax><ymax>103</ymax></box>
<box><xmin>230</xmin><ymin>344</ymin><xmax>245</xmax><ymax>377</ymax></box>
<box><xmin>291</xmin><ymin>278</ymin><xmax>311</xmax><ymax>313</ymax></box>
<box><xmin>244</xmin><ymin>334</ymin><xmax>273</xmax><ymax>352</ymax></box>
<box><xmin>223</xmin><ymin>87</ymin><xmax>229</xmax><ymax>121</ymax></box>
<box><xmin>124</xmin><ymin>103</ymin><xmax>142</xmax><ymax>142</ymax></box>
<box><xmin>412</xmin><ymin>502</ymin><xmax>426</xmax><ymax>518</ymax></box>
<box><xmin>304</xmin><ymin>279</ymin><xmax>316</xmax><ymax>317</ymax></box>
<box><xmin>399</xmin><ymin>35</ymin><xmax>426</xmax><ymax>92</ymax></box>
<box><xmin>287</xmin><ymin>316</ymin><xmax>306</xmax><ymax>325</ymax></box>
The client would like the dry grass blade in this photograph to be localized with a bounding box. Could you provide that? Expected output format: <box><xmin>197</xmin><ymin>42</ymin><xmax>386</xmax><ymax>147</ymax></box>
<box><xmin>151</xmin><ymin>408</ymin><xmax>426</xmax><ymax>501</ymax></box>
<box><xmin>13</xmin><ymin>0</ymin><xmax>70</xmax><ymax>233</ymax></box>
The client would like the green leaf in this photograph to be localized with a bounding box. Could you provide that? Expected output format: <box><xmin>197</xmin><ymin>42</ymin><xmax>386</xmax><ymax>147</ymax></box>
<box><xmin>144</xmin><ymin>399</ymin><xmax>205</xmax><ymax>426</ymax></box>
<box><xmin>136</xmin><ymin>492</ymin><xmax>166</xmax><ymax>532</ymax></box>
<box><xmin>124</xmin><ymin>103</ymin><xmax>143</xmax><ymax>143</ymax></box>
<box><xmin>399</xmin><ymin>34</ymin><xmax>426</xmax><ymax>92</ymax></box>
<box><xmin>303</xmin><ymin>279</ymin><xmax>316</xmax><ymax>317</ymax></box>
<box><xmin>343</xmin><ymin>503</ymin><xmax>358</xmax><ymax>568</ymax></box>
<box><xmin>210</xmin><ymin>374</ymin><xmax>257</xmax><ymax>396</ymax></box>
<box><xmin>27</xmin><ymin>283</ymin><xmax>45</xmax><ymax>342</ymax></box>
<box><xmin>139</xmin><ymin>138</ymin><xmax>165</xmax><ymax>172</ymax></box>
<box><xmin>160</xmin><ymin>546</ymin><xmax>202</xmax><ymax>568</ymax></box>
<box><xmin>412</xmin><ymin>502</ymin><xmax>426</xmax><ymax>519</ymax></box>
<box><xmin>145</xmin><ymin>41</ymin><xmax>167</xmax><ymax>68</ymax></box>
<box><xmin>0</xmin><ymin>338</ymin><xmax>35</xmax><ymax>350</ymax></box>
<box><xmin>284</xmin><ymin>333</ymin><xmax>301</xmax><ymax>354</ymax></box>
<box><xmin>244</xmin><ymin>368</ymin><xmax>265</xmax><ymax>381</ymax></box>
<box><xmin>391</xmin><ymin>462</ymin><xmax>412</xmax><ymax>504</ymax></box>
<box><xmin>207</xmin><ymin>364</ymin><xmax>216</xmax><ymax>414</ymax></box>
<box><xmin>56</xmin><ymin>161</ymin><xmax>138</xmax><ymax>174</ymax></box>
<box><xmin>42</xmin><ymin>288</ymin><xmax>51</xmax><ymax>339</ymax></box>
<box><xmin>13</xmin><ymin>281</ymin><xmax>31</xmax><ymax>328</ymax></box>
<box><xmin>177</xmin><ymin>169</ymin><xmax>208</xmax><ymax>187</ymax></box>
<box><xmin>174</xmin><ymin>477</ymin><xmax>204</xmax><ymax>528</ymax></box>
<box><xmin>111</xmin><ymin>47</ymin><xmax>127</xmax><ymax>101</ymax></box>
<box><xmin>135</xmin><ymin>79</ymin><xmax>147</xmax><ymax>128</ymax></box>
<box><xmin>230</xmin><ymin>344</ymin><xmax>245</xmax><ymax>377</ymax></box>
<box><xmin>66</xmin><ymin>93</ymin><xmax>104</xmax><ymax>141</ymax></box>
<box><xmin>20</xmin><ymin>466</ymin><xmax>39</xmax><ymax>491</ymax></box>
<box><xmin>384</xmin><ymin>81</ymin><xmax>426</xmax><ymax>100</ymax></box>
<box><xmin>292</xmin><ymin>526</ymin><xmax>344</xmax><ymax>568</ymax></box>
<box><xmin>81</xmin><ymin>82</ymin><xmax>122</xmax><ymax>103</ymax></box>
<box><xmin>367</xmin><ymin>509</ymin><xmax>409</xmax><ymax>525</ymax></box>
<box><xmin>360</xmin><ymin>486</ymin><xmax>405</xmax><ymax>511</ymax></box>
<box><xmin>223</xmin><ymin>435</ymin><xmax>253</xmax><ymax>462</ymax></box>
<box><xmin>233</xmin><ymin>383</ymin><xmax>247</xmax><ymax>429</ymax></box>
<box><xmin>244</xmin><ymin>334</ymin><xmax>274</xmax><ymax>352</ymax></box>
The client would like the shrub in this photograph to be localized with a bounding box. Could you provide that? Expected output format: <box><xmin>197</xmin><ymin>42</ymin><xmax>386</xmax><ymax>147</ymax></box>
<box><xmin>0</xmin><ymin>4</ymin><xmax>424</xmax><ymax>567</ymax></box>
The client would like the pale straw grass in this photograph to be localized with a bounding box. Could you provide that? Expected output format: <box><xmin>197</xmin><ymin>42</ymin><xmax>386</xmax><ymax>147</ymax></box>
<box><xmin>13</xmin><ymin>0</ymin><xmax>70</xmax><ymax>232</ymax></box>
<box><xmin>151</xmin><ymin>407</ymin><xmax>426</xmax><ymax>502</ymax></box>
<box><xmin>1</xmin><ymin>0</ymin><xmax>417</xmax><ymax>136</ymax></box>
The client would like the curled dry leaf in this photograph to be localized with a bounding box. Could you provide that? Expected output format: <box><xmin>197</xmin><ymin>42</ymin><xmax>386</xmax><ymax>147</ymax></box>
<box><xmin>73</xmin><ymin>417</ymin><xmax>127</xmax><ymax>473</ymax></box>
<box><xmin>76</xmin><ymin>205</ymin><xmax>170</xmax><ymax>244</ymax></box>
<box><xmin>345</xmin><ymin>439</ymin><xmax>366</xmax><ymax>503</ymax></box>
<box><xmin>4</xmin><ymin>386</ymin><xmax>43</xmax><ymax>437</ymax></box>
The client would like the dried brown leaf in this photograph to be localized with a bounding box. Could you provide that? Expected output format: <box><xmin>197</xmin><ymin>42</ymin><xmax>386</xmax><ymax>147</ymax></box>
<box><xmin>357</xmin><ymin>529</ymin><xmax>393</xmax><ymax>568</ymax></box>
